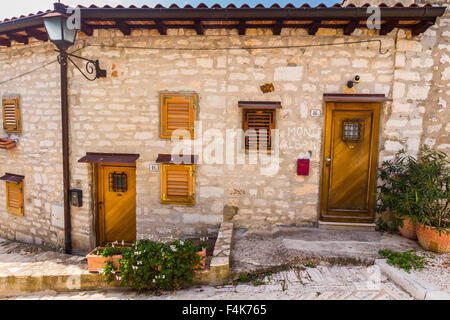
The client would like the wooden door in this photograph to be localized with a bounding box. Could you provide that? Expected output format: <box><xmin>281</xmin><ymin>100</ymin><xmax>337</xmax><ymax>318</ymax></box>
<box><xmin>97</xmin><ymin>164</ymin><xmax>136</xmax><ymax>245</ymax></box>
<box><xmin>320</xmin><ymin>102</ymin><xmax>381</xmax><ymax>223</ymax></box>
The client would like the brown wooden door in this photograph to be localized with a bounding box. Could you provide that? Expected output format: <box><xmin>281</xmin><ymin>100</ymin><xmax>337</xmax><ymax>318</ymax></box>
<box><xmin>320</xmin><ymin>102</ymin><xmax>381</xmax><ymax>223</ymax></box>
<box><xmin>97</xmin><ymin>164</ymin><xmax>136</xmax><ymax>245</ymax></box>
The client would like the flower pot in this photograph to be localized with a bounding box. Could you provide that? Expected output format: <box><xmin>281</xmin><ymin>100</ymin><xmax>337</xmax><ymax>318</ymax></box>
<box><xmin>0</xmin><ymin>138</ymin><xmax>15</xmax><ymax>150</ymax></box>
<box><xmin>86</xmin><ymin>248</ymin><xmax>122</xmax><ymax>273</ymax></box>
<box><xmin>416</xmin><ymin>224</ymin><xmax>450</xmax><ymax>253</ymax></box>
<box><xmin>195</xmin><ymin>248</ymin><xmax>206</xmax><ymax>270</ymax></box>
<box><xmin>398</xmin><ymin>217</ymin><xmax>417</xmax><ymax>240</ymax></box>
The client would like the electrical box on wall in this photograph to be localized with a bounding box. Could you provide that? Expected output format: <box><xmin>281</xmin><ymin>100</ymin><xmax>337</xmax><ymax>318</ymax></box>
<box><xmin>70</xmin><ymin>189</ymin><xmax>83</xmax><ymax>207</ymax></box>
<box><xmin>297</xmin><ymin>159</ymin><xmax>310</xmax><ymax>176</ymax></box>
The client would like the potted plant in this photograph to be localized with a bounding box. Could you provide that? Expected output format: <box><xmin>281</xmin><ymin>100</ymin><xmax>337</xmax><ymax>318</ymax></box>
<box><xmin>102</xmin><ymin>238</ymin><xmax>208</xmax><ymax>290</ymax></box>
<box><xmin>86</xmin><ymin>244</ymin><xmax>126</xmax><ymax>273</ymax></box>
<box><xmin>378</xmin><ymin>150</ymin><xmax>419</xmax><ymax>239</ymax></box>
<box><xmin>411</xmin><ymin>148</ymin><xmax>449</xmax><ymax>253</ymax></box>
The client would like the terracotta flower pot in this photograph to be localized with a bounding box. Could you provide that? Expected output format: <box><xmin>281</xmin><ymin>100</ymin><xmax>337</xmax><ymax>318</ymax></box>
<box><xmin>195</xmin><ymin>248</ymin><xmax>206</xmax><ymax>270</ymax></box>
<box><xmin>86</xmin><ymin>248</ymin><xmax>122</xmax><ymax>273</ymax></box>
<box><xmin>398</xmin><ymin>217</ymin><xmax>417</xmax><ymax>240</ymax></box>
<box><xmin>416</xmin><ymin>224</ymin><xmax>450</xmax><ymax>253</ymax></box>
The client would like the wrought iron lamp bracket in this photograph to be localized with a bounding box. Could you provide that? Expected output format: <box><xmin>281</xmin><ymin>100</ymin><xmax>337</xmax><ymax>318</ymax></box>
<box><xmin>56</xmin><ymin>50</ymin><xmax>106</xmax><ymax>81</ymax></box>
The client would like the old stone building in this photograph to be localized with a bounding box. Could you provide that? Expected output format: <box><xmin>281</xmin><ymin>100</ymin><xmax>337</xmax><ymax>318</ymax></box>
<box><xmin>0</xmin><ymin>2</ymin><xmax>448</xmax><ymax>253</ymax></box>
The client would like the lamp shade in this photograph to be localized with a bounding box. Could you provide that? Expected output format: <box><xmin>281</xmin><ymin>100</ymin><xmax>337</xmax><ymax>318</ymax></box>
<box><xmin>43</xmin><ymin>13</ymin><xmax>77</xmax><ymax>49</ymax></box>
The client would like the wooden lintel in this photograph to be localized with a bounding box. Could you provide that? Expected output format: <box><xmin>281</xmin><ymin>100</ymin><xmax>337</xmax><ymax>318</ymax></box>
<box><xmin>116</xmin><ymin>20</ymin><xmax>131</xmax><ymax>35</ymax></box>
<box><xmin>411</xmin><ymin>20</ymin><xmax>434</xmax><ymax>36</ymax></box>
<box><xmin>194</xmin><ymin>20</ymin><xmax>204</xmax><ymax>35</ymax></box>
<box><xmin>272</xmin><ymin>19</ymin><xmax>283</xmax><ymax>35</ymax></box>
<box><xmin>308</xmin><ymin>20</ymin><xmax>321</xmax><ymax>35</ymax></box>
<box><xmin>238</xmin><ymin>20</ymin><xmax>246</xmax><ymax>35</ymax></box>
<box><xmin>81</xmin><ymin>23</ymin><xmax>93</xmax><ymax>36</ymax></box>
<box><xmin>155</xmin><ymin>19</ymin><xmax>167</xmax><ymax>35</ymax></box>
<box><xmin>6</xmin><ymin>33</ymin><xmax>28</xmax><ymax>44</ymax></box>
<box><xmin>25</xmin><ymin>28</ymin><xmax>48</xmax><ymax>41</ymax></box>
<box><xmin>343</xmin><ymin>20</ymin><xmax>358</xmax><ymax>35</ymax></box>
<box><xmin>379</xmin><ymin>20</ymin><xmax>398</xmax><ymax>35</ymax></box>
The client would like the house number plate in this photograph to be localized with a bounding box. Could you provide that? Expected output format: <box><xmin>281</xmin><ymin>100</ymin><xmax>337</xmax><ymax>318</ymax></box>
<box><xmin>149</xmin><ymin>164</ymin><xmax>160</xmax><ymax>172</ymax></box>
<box><xmin>310</xmin><ymin>109</ymin><xmax>321</xmax><ymax>117</ymax></box>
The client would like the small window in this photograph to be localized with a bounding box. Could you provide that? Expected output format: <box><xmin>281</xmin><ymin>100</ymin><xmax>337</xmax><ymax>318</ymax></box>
<box><xmin>2</xmin><ymin>95</ymin><xmax>21</xmax><ymax>133</ymax></box>
<box><xmin>6</xmin><ymin>181</ymin><xmax>23</xmax><ymax>215</ymax></box>
<box><xmin>243</xmin><ymin>109</ymin><xmax>276</xmax><ymax>151</ymax></box>
<box><xmin>160</xmin><ymin>163</ymin><xmax>195</xmax><ymax>205</ymax></box>
<box><xmin>160</xmin><ymin>93</ymin><xmax>197</xmax><ymax>139</ymax></box>
<box><xmin>342</xmin><ymin>119</ymin><xmax>365</xmax><ymax>143</ymax></box>
<box><xmin>109</xmin><ymin>171</ymin><xmax>128</xmax><ymax>193</ymax></box>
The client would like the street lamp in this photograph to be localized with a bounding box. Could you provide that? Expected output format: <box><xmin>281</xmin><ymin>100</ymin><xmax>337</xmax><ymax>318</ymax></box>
<box><xmin>42</xmin><ymin>3</ymin><xmax>106</xmax><ymax>254</ymax></box>
<box><xmin>43</xmin><ymin>12</ymin><xmax>77</xmax><ymax>50</ymax></box>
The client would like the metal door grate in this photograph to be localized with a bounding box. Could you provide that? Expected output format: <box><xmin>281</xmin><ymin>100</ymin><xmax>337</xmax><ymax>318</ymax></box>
<box><xmin>109</xmin><ymin>171</ymin><xmax>127</xmax><ymax>192</ymax></box>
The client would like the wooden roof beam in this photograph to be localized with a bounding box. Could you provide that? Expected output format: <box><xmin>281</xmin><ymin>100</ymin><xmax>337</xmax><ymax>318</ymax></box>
<box><xmin>116</xmin><ymin>20</ymin><xmax>131</xmax><ymax>35</ymax></box>
<box><xmin>272</xmin><ymin>19</ymin><xmax>283</xmax><ymax>35</ymax></box>
<box><xmin>25</xmin><ymin>28</ymin><xmax>48</xmax><ymax>41</ymax></box>
<box><xmin>6</xmin><ymin>32</ymin><xmax>28</xmax><ymax>44</ymax></box>
<box><xmin>194</xmin><ymin>20</ymin><xmax>204</xmax><ymax>35</ymax></box>
<box><xmin>81</xmin><ymin>23</ymin><xmax>93</xmax><ymax>36</ymax></box>
<box><xmin>379</xmin><ymin>20</ymin><xmax>398</xmax><ymax>35</ymax></box>
<box><xmin>0</xmin><ymin>38</ymin><xmax>11</xmax><ymax>47</ymax></box>
<box><xmin>238</xmin><ymin>20</ymin><xmax>246</xmax><ymax>35</ymax></box>
<box><xmin>308</xmin><ymin>20</ymin><xmax>321</xmax><ymax>35</ymax></box>
<box><xmin>343</xmin><ymin>20</ymin><xmax>359</xmax><ymax>35</ymax></box>
<box><xmin>411</xmin><ymin>20</ymin><xmax>434</xmax><ymax>36</ymax></box>
<box><xmin>155</xmin><ymin>19</ymin><xmax>167</xmax><ymax>35</ymax></box>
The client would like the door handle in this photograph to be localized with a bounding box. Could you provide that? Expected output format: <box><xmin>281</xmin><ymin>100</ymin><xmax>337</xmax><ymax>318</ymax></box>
<box><xmin>325</xmin><ymin>157</ymin><xmax>331</xmax><ymax>167</ymax></box>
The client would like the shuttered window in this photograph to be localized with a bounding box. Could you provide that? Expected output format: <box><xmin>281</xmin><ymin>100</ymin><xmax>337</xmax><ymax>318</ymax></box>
<box><xmin>160</xmin><ymin>93</ymin><xmax>197</xmax><ymax>139</ymax></box>
<box><xmin>6</xmin><ymin>181</ymin><xmax>24</xmax><ymax>215</ymax></box>
<box><xmin>160</xmin><ymin>164</ymin><xmax>195</xmax><ymax>205</ymax></box>
<box><xmin>243</xmin><ymin>109</ymin><xmax>276</xmax><ymax>151</ymax></box>
<box><xmin>2</xmin><ymin>96</ymin><xmax>21</xmax><ymax>133</ymax></box>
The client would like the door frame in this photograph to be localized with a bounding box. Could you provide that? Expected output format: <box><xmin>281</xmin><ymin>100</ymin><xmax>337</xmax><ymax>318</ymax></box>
<box><xmin>319</xmin><ymin>101</ymin><xmax>382</xmax><ymax>223</ymax></box>
<box><xmin>95</xmin><ymin>162</ymin><xmax>137</xmax><ymax>246</ymax></box>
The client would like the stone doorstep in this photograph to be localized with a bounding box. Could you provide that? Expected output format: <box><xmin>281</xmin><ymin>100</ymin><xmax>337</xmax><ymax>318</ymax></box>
<box><xmin>318</xmin><ymin>221</ymin><xmax>376</xmax><ymax>231</ymax></box>
<box><xmin>0</xmin><ymin>222</ymin><xmax>234</xmax><ymax>295</ymax></box>
<box><xmin>375</xmin><ymin>259</ymin><xmax>450</xmax><ymax>300</ymax></box>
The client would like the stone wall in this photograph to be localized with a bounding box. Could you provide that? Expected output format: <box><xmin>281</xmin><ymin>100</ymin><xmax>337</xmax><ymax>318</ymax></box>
<box><xmin>0</xmin><ymin>16</ymin><xmax>448</xmax><ymax>253</ymax></box>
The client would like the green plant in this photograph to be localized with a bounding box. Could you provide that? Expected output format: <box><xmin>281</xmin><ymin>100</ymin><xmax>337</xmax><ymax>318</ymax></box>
<box><xmin>377</xmin><ymin>147</ymin><xmax>449</xmax><ymax>234</ymax></box>
<box><xmin>102</xmin><ymin>239</ymin><xmax>207</xmax><ymax>291</ymax></box>
<box><xmin>376</xmin><ymin>217</ymin><xmax>390</xmax><ymax>232</ymax></box>
<box><xmin>378</xmin><ymin>249</ymin><xmax>428</xmax><ymax>273</ymax></box>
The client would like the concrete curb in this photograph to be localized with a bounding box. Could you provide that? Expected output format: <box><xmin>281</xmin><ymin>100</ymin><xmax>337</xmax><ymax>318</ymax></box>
<box><xmin>375</xmin><ymin>259</ymin><xmax>450</xmax><ymax>300</ymax></box>
<box><xmin>193</xmin><ymin>222</ymin><xmax>233</xmax><ymax>285</ymax></box>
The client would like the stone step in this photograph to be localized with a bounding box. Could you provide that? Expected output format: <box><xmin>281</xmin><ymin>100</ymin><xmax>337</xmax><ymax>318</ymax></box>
<box><xmin>318</xmin><ymin>221</ymin><xmax>376</xmax><ymax>231</ymax></box>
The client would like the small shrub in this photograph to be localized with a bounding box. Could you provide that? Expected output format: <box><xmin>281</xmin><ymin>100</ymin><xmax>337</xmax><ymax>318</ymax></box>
<box><xmin>378</xmin><ymin>249</ymin><xmax>428</xmax><ymax>273</ymax></box>
<box><xmin>102</xmin><ymin>239</ymin><xmax>207</xmax><ymax>291</ymax></box>
<box><xmin>376</xmin><ymin>217</ymin><xmax>390</xmax><ymax>232</ymax></box>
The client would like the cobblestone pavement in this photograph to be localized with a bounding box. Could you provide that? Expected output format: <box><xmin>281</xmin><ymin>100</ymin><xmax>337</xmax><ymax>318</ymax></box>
<box><xmin>3</xmin><ymin>266</ymin><xmax>413</xmax><ymax>300</ymax></box>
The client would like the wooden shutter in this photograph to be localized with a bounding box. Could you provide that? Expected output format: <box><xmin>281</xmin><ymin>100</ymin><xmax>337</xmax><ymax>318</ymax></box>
<box><xmin>243</xmin><ymin>109</ymin><xmax>276</xmax><ymax>151</ymax></box>
<box><xmin>2</xmin><ymin>96</ymin><xmax>21</xmax><ymax>133</ymax></box>
<box><xmin>6</xmin><ymin>181</ymin><xmax>24</xmax><ymax>215</ymax></box>
<box><xmin>161</xmin><ymin>164</ymin><xmax>195</xmax><ymax>205</ymax></box>
<box><xmin>160</xmin><ymin>93</ymin><xmax>197</xmax><ymax>139</ymax></box>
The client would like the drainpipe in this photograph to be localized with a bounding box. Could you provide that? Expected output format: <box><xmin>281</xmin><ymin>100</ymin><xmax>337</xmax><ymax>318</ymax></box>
<box><xmin>59</xmin><ymin>48</ymin><xmax>72</xmax><ymax>254</ymax></box>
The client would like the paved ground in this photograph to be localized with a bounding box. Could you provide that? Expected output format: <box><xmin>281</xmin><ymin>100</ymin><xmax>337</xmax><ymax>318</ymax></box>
<box><xmin>3</xmin><ymin>265</ymin><xmax>412</xmax><ymax>300</ymax></box>
<box><xmin>0</xmin><ymin>227</ymin><xmax>448</xmax><ymax>300</ymax></box>
<box><xmin>231</xmin><ymin>226</ymin><xmax>422</xmax><ymax>274</ymax></box>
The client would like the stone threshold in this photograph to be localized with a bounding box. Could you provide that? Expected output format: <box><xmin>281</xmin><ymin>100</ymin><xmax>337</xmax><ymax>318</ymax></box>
<box><xmin>319</xmin><ymin>221</ymin><xmax>376</xmax><ymax>231</ymax></box>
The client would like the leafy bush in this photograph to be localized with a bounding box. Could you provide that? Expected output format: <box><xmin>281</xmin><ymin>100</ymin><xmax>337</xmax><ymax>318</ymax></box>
<box><xmin>102</xmin><ymin>239</ymin><xmax>207</xmax><ymax>291</ymax></box>
<box><xmin>377</xmin><ymin>147</ymin><xmax>449</xmax><ymax>233</ymax></box>
<box><xmin>92</xmin><ymin>245</ymin><xmax>126</xmax><ymax>257</ymax></box>
<box><xmin>378</xmin><ymin>249</ymin><xmax>428</xmax><ymax>273</ymax></box>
